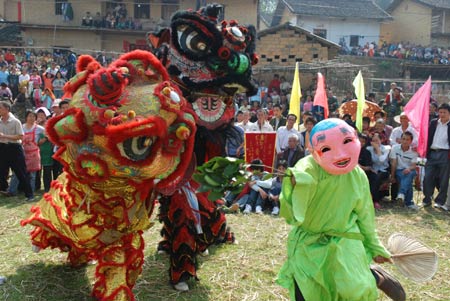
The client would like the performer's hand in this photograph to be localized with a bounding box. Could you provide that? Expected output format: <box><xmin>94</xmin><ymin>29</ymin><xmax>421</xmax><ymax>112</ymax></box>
<box><xmin>373</xmin><ymin>255</ymin><xmax>393</xmax><ymax>264</ymax></box>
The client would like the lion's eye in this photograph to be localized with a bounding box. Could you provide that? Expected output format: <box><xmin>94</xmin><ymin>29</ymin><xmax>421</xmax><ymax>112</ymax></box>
<box><xmin>118</xmin><ymin>136</ymin><xmax>155</xmax><ymax>161</ymax></box>
<box><xmin>176</xmin><ymin>24</ymin><xmax>212</xmax><ymax>57</ymax></box>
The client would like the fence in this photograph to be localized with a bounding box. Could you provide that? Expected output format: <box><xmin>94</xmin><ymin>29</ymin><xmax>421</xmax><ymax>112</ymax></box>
<box><xmin>368</xmin><ymin>78</ymin><xmax>450</xmax><ymax>104</ymax></box>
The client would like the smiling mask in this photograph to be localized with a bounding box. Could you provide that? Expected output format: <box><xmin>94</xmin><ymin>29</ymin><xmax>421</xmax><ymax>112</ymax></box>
<box><xmin>310</xmin><ymin>118</ymin><xmax>360</xmax><ymax>175</ymax></box>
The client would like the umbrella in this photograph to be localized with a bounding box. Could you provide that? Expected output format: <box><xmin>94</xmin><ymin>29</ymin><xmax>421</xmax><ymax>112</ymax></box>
<box><xmin>338</xmin><ymin>100</ymin><xmax>384</xmax><ymax>123</ymax></box>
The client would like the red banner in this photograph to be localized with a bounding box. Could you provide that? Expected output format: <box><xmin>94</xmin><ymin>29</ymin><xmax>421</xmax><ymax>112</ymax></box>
<box><xmin>245</xmin><ymin>132</ymin><xmax>277</xmax><ymax>171</ymax></box>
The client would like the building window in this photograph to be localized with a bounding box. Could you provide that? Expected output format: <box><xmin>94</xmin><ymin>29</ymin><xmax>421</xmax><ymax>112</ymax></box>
<box><xmin>161</xmin><ymin>0</ymin><xmax>179</xmax><ymax>21</ymax></box>
<box><xmin>134</xmin><ymin>1</ymin><xmax>150</xmax><ymax>19</ymax></box>
<box><xmin>105</xmin><ymin>0</ymin><xmax>123</xmax><ymax>12</ymax></box>
<box><xmin>313</xmin><ymin>29</ymin><xmax>327</xmax><ymax>39</ymax></box>
<box><xmin>55</xmin><ymin>0</ymin><xmax>68</xmax><ymax>15</ymax></box>
<box><xmin>350</xmin><ymin>35</ymin><xmax>359</xmax><ymax>47</ymax></box>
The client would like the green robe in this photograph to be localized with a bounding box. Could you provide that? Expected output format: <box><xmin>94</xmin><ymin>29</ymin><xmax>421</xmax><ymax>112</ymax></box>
<box><xmin>277</xmin><ymin>156</ymin><xmax>390</xmax><ymax>301</ymax></box>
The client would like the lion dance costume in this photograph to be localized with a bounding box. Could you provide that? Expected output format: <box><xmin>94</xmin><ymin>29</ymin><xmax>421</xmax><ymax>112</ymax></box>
<box><xmin>21</xmin><ymin>50</ymin><xmax>198</xmax><ymax>300</ymax></box>
<box><xmin>148</xmin><ymin>4</ymin><xmax>258</xmax><ymax>289</ymax></box>
<box><xmin>21</xmin><ymin>4</ymin><xmax>258</xmax><ymax>299</ymax></box>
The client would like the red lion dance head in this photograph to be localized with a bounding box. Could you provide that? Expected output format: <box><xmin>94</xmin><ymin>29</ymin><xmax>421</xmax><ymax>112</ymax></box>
<box><xmin>22</xmin><ymin>50</ymin><xmax>196</xmax><ymax>301</ymax></box>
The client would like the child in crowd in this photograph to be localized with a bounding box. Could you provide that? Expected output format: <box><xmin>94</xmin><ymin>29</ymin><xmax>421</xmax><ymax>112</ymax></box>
<box><xmin>40</xmin><ymin>88</ymin><xmax>55</xmax><ymax>110</ymax></box>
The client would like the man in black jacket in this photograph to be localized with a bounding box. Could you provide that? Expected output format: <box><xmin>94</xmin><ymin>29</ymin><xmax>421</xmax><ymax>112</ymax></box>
<box><xmin>422</xmin><ymin>103</ymin><xmax>450</xmax><ymax>209</ymax></box>
<box><xmin>269</xmin><ymin>104</ymin><xmax>286</xmax><ymax>131</ymax></box>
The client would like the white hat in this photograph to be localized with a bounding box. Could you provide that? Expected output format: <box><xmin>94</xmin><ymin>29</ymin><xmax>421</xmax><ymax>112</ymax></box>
<box><xmin>394</xmin><ymin>112</ymin><xmax>408</xmax><ymax>124</ymax></box>
<box><xmin>52</xmin><ymin>98</ymin><xmax>62</xmax><ymax>107</ymax></box>
<box><xmin>35</xmin><ymin>106</ymin><xmax>51</xmax><ymax>117</ymax></box>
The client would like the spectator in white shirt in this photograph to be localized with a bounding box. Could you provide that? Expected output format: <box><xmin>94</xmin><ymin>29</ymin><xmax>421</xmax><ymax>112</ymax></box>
<box><xmin>18</xmin><ymin>68</ymin><xmax>30</xmax><ymax>86</ymax></box>
<box><xmin>390</xmin><ymin>113</ymin><xmax>418</xmax><ymax>147</ymax></box>
<box><xmin>390</xmin><ymin>131</ymin><xmax>419</xmax><ymax>210</ymax></box>
<box><xmin>249</xmin><ymin>109</ymin><xmax>274</xmax><ymax>132</ymax></box>
<box><xmin>236</xmin><ymin>111</ymin><xmax>256</xmax><ymax>132</ymax></box>
<box><xmin>275</xmin><ymin>114</ymin><xmax>303</xmax><ymax>154</ymax></box>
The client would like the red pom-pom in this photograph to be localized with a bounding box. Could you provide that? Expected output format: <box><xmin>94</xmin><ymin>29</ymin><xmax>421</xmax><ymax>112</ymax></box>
<box><xmin>251</xmin><ymin>53</ymin><xmax>259</xmax><ymax>66</ymax></box>
<box><xmin>76</xmin><ymin>55</ymin><xmax>100</xmax><ymax>73</ymax></box>
<box><xmin>218</xmin><ymin>47</ymin><xmax>231</xmax><ymax>60</ymax></box>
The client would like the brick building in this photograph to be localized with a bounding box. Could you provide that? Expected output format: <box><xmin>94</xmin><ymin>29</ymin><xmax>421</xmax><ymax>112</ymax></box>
<box><xmin>257</xmin><ymin>22</ymin><xmax>340</xmax><ymax>67</ymax></box>
<box><xmin>254</xmin><ymin>23</ymin><xmax>340</xmax><ymax>85</ymax></box>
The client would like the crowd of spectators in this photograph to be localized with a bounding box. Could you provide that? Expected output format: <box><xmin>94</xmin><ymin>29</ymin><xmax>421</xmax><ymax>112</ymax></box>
<box><xmin>1</xmin><ymin>47</ymin><xmax>449</xmax><ymax>217</ymax></box>
<box><xmin>0</xmin><ymin>48</ymin><xmax>79</xmax><ymax>98</ymax></box>
<box><xmin>340</xmin><ymin>40</ymin><xmax>450</xmax><ymax>65</ymax></box>
<box><xmin>81</xmin><ymin>3</ymin><xmax>142</xmax><ymax>30</ymax></box>
<box><xmin>0</xmin><ymin>48</ymin><xmax>119</xmax><ymax>103</ymax></box>
<box><xmin>221</xmin><ymin>74</ymin><xmax>449</xmax><ymax>215</ymax></box>
<box><xmin>0</xmin><ymin>47</ymin><xmax>112</xmax><ymax>202</ymax></box>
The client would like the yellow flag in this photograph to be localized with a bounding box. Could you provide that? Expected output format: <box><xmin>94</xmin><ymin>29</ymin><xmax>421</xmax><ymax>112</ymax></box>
<box><xmin>352</xmin><ymin>70</ymin><xmax>365</xmax><ymax>132</ymax></box>
<box><xmin>288</xmin><ymin>62</ymin><xmax>302</xmax><ymax>126</ymax></box>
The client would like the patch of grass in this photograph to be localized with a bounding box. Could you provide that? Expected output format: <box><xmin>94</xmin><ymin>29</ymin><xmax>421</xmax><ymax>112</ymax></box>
<box><xmin>0</xmin><ymin>191</ymin><xmax>449</xmax><ymax>300</ymax></box>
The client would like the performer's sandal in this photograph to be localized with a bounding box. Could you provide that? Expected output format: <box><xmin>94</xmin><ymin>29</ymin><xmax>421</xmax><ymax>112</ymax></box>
<box><xmin>370</xmin><ymin>265</ymin><xmax>406</xmax><ymax>301</ymax></box>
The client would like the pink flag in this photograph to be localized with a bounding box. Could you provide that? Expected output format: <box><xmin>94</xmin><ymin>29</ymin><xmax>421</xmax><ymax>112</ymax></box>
<box><xmin>313</xmin><ymin>73</ymin><xmax>329</xmax><ymax>119</ymax></box>
<box><xmin>403</xmin><ymin>77</ymin><xmax>431</xmax><ymax>157</ymax></box>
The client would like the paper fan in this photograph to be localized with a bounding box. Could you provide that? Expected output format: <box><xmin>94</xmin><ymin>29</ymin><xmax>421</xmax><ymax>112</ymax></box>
<box><xmin>387</xmin><ymin>233</ymin><xmax>438</xmax><ymax>282</ymax></box>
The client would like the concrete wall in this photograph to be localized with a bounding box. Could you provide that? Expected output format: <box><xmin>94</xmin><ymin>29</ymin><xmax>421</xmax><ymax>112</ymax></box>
<box><xmin>20</xmin><ymin>0</ymin><xmax>100</xmax><ymax>26</ymax></box>
<box><xmin>22</xmin><ymin>28</ymin><xmax>151</xmax><ymax>53</ymax></box>
<box><xmin>380</xmin><ymin>0</ymin><xmax>432</xmax><ymax>45</ymax></box>
<box><xmin>222</xmin><ymin>0</ymin><xmax>258</xmax><ymax>27</ymax></box>
<box><xmin>3</xmin><ymin>0</ymin><xmax>19</xmax><ymax>22</ymax></box>
<box><xmin>0</xmin><ymin>0</ymin><xmax>5</xmax><ymax>20</ymax></box>
<box><xmin>180</xmin><ymin>0</ymin><xmax>257</xmax><ymax>26</ymax></box>
<box><xmin>296</xmin><ymin>16</ymin><xmax>382</xmax><ymax>46</ymax></box>
<box><xmin>22</xmin><ymin>28</ymin><xmax>101</xmax><ymax>52</ymax></box>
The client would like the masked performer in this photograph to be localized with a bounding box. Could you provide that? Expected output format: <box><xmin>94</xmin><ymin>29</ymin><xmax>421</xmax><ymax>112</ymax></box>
<box><xmin>277</xmin><ymin>118</ymin><xmax>405</xmax><ymax>301</ymax></box>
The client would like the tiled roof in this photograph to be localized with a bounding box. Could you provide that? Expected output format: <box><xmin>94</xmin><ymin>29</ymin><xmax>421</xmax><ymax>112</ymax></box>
<box><xmin>282</xmin><ymin>0</ymin><xmax>392</xmax><ymax>19</ymax></box>
<box><xmin>0</xmin><ymin>22</ymin><xmax>21</xmax><ymax>45</ymax></box>
<box><xmin>258</xmin><ymin>22</ymin><xmax>341</xmax><ymax>48</ymax></box>
<box><xmin>373</xmin><ymin>0</ymin><xmax>395</xmax><ymax>10</ymax></box>
<box><xmin>413</xmin><ymin>0</ymin><xmax>450</xmax><ymax>9</ymax></box>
